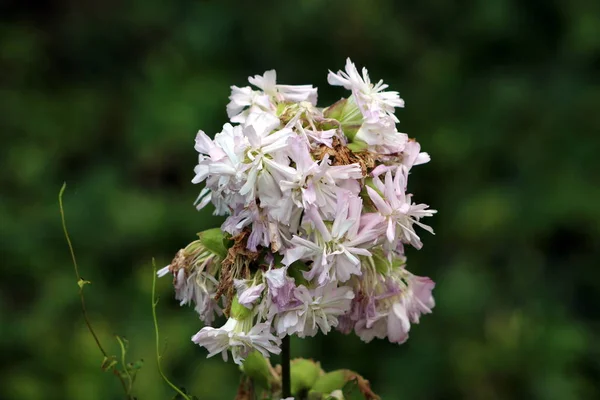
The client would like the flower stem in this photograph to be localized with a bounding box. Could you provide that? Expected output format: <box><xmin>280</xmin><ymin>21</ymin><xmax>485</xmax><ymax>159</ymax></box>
<box><xmin>281</xmin><ymin>335</ymin><xmax>291</xmax><ymax>398</ymax></box>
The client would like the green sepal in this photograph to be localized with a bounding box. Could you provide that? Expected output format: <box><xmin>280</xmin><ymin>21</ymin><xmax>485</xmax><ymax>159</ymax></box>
<box><xmin>323</xmin><ymin>98</ymin><xmax>348</xmax><ymax>120</ymax></box>
<box><xmin>241</xmin><ymin>350</ymin><xmax>273</xmax><ymax>390</ymax></box>
<box><xmin>347</xmin><ymin>140</ymin><xmax>369</xmax><ymax>153</ymax></box>
<box><xmin>230</xmin><ymin>296</ymin><xmax>252</xmax><ymax>320</ymax></box>
<box><xmin>197</xmin><ymin>228</ymin><xmax>228</xmax><ymax>259</ymax></box>
<box><xmin>343</xmin><ymin>125</ymin><xmax>362</xmax><ymax>141</ymax></box>
<box><xmin>371</xmin><ymin>249</ymin><xmax>391</xmax><ymax>275</ymax></box>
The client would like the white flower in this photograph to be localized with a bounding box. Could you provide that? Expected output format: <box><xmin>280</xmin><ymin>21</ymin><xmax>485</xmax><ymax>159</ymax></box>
<box><xmin>227</xmin><ymin>70</ymin><xmax>318</xmax><ymax>124</ymax></box>
<box><xmin>354</xmin><ymin>118</ymin><xmax>409</xmax><ymax>154</ymax></box>
<box><xmin>328</xmin><ymin>58</ymin><xmax>404</xmax><ymax>125</ymax></box>
<box><xmin>274</xmin><ymin>137</ymin><xmax>363</xmax><ymax>221</ymax></box>
<box><xmin>239</xmin><ymin>112</ymin><xmax>293</xmax><ymax>203</ymax></box>
<box><xmin>275</xmin><ymin>283</ymin><xmax>354</xmax><ymax>337</ymax></box>
<box><xmin>192</xmin><ymin>124</ymin><xmax>248</xmax><ymax>214</ymax></box>
<box><xmin>249</xmin><ymin>70</ymin><xmax>318</xmax><ymax>105</ymax></box>
<box><xmin>227</xmin><ymin>85</ymin><xmax>273</xmax><ymax>123</ymax></box>
<box><xmin>192</xmin><ymin>318</ymin><xmax>281</xmax><ymax>365</ymax></box>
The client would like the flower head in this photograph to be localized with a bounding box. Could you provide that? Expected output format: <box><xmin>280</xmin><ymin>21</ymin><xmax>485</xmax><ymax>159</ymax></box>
<box><xmin>166</xmin><ymin>59</ymin><xmax>437</xmax><ymax>366</ymax></box>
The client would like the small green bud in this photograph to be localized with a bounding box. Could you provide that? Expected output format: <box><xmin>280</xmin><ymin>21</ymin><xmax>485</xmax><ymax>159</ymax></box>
<box><xmin>230</xmin><ymin>296</ymin><xmax>252</xmax><ymax>320</ymax></box>
<box><xmin>241</xmin><ymin>350</ymin><xmax>273</xmax><ymax>390</ymax></box>
<box><xmin>197</xmin><ymin>228</ymin><xmax>228</xmax><ymax>259</ymax></box>
<box><xmin>291</xmin><ymin>359</ymin><xmax>323</xmax><ymax>395</ymax></box>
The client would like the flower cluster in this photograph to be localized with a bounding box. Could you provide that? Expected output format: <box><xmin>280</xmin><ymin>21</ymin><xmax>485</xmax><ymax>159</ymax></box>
<box><xmin>160</xmin><ymin>58</ymin><xmax>437</xmax><ymax>365</ymax></box>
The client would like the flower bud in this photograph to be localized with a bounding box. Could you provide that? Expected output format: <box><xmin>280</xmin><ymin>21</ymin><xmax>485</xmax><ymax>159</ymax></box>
<box><xmin>310</xmin><ymin>370</ymin><xmax>352</xmax><ymax>395</ymax></box>
<box><xmin>291</xmin><ymin>358</ymin><xmax>323</xmax><ymax>395</ymax></box>
<box><xmin>241</xmin><ymin>350</ymin><xmax>274</xmax><ymax>390</ymax></box>
<box><xmin>323</xmin><ymin>97</ymin><xmax>363</xmax><ymax>141</ymax></box>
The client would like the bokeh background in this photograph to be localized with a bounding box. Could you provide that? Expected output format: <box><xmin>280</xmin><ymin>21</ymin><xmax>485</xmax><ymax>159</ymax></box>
<box><xmin>2</xmin><ymin>1</ymin><xmax>599</xmax><ymax>399</ymax></box>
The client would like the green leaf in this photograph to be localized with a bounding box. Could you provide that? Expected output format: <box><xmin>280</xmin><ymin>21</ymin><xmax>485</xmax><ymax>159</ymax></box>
<box><xmin>77</xmin><ymin>278</ymin><xmax>91</xmax><ymax>289</ymax></box>
<box><xmin>127</xmin><ymin>359</ymin><xmax>144</xmax><ymax>371</ymax></box>
<box><xmin>101</xmin><ymin>355</ymin><xmax>118</xmax><ymax>371</ymax></box>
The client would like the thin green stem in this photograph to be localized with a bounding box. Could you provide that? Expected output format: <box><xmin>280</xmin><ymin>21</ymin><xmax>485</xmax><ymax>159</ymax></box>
<box><xmin>59</xmin><ymin>183</ymin><xmax>107</xmax><ymax>356</ymax></box>
<box><xmin>59</xmin><ymin>183</ymin><xmax>132</xmax><ymax>399</ymax></box>
<box><xmin>281</xmin><ymin>335</ymin><xmax>291</xmax><ymax>398</ymax></box>
<box><xmin>151</xmin><ymin>259</ymin><xmax>192</xmax><ymax>400</ymax></box>
<box><xmin>116</xmin><ymin>336</ymin><xmax>133</xmax><ymax>394</ymax></box>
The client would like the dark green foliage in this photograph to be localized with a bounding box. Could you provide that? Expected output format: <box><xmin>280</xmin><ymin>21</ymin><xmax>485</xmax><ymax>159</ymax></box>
<box><xmin>1</xmin><ymin>0</ymin><xmax>599</xmax><ymax>399</ymax></box>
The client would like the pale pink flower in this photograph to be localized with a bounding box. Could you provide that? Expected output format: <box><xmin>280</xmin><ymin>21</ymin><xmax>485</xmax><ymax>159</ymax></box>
<box><xmin>275</xmin><ymin>283</ymin><xmax>354</xmax><ymax>337</ymax></box>
<box><xmin>387</xmin><ymin>273</ymin><xmax>435</xmax><ymax>343</ymax></box>
<box><xmin>283</xmin><ymin>195</ymin><xmax>382</xmax><ymax>285</ymax></box>
<box><xmin>367</xmin><ymin>167</ymin><xmax>436</xmax><ymax>249</ymax></box>
<box><xmin>234</xmin><ymin>279</ymin><xmax>266</xmax><ymax>308</ymax></box>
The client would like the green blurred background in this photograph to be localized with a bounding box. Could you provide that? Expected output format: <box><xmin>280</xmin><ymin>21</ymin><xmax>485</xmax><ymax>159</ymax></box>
<box><xmin>2</xmin><ymin>0</ymin><xmax>599</xmax><ymax>399</ymax></box>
